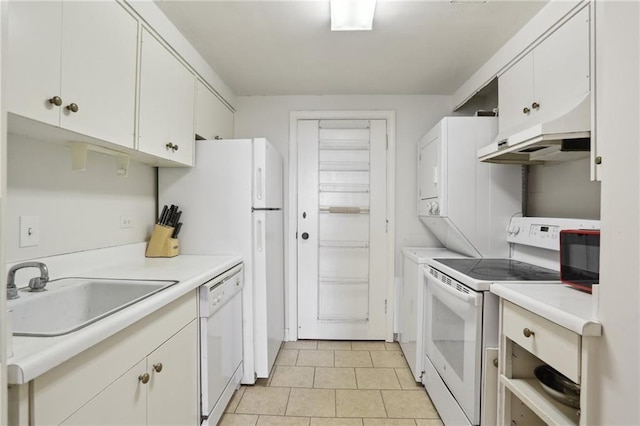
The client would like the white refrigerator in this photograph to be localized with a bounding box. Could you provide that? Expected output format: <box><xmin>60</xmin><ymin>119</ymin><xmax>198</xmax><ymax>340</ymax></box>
<box><xmin>158</xmin><ymin>138</ymin><xmax>284</xmax><ymax>384</ymax></box>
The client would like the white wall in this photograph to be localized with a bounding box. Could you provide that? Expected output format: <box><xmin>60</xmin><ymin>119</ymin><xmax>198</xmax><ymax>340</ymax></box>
<box><xmin>6</xmin><ymin>135</ymin><xmax>156</xmax><ymax>262</ymax></box>
<box><xmin>527</xmin><ymin>158</ymin><xmax>600</xmax><ymax>219</ymax></box>
<box><xmin>588</xmin><ymin>1</ymin><xmax>640</xmax><ymax>424</ymax></box>
<box><xmin>234</xmin><ymin>95</ymin><xmax>453</xmax><ymax>269</ymax></box>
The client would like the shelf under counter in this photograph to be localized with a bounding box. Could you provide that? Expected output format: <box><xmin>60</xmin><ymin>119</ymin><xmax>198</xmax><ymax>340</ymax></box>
<box><xmin>501</xmin><ymin>375</ymin><xmax>580</xmax><ymax>426</ymax></box>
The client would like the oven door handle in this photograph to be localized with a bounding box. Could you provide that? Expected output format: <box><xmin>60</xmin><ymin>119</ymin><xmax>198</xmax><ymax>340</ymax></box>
<box><xmin>427</xmin><ymin>274</ymin><xmax>480</xmax><ymax>306</ymax></box>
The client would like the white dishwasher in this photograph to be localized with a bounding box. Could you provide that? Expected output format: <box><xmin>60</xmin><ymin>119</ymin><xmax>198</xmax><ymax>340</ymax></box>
<box><xmin>399</xmin><ymin>248</ymin><xmax>465</xmax><ymax>382</ymax></box>
<box><xmin>200</xmin><ymin>263</ymin><xmax>244</xmax><ymax>426</ymax></box>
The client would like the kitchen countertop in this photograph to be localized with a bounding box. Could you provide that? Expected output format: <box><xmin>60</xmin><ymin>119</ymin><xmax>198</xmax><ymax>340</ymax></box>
<box><xmin>490</xmin><ymin>283</ymin><xmax>602</xmax><ymax>336</ymax></box>
<box><xmin>6</xmin><ymin>243</ymin><xmax>242</xmax><ymax>384</ymax></box>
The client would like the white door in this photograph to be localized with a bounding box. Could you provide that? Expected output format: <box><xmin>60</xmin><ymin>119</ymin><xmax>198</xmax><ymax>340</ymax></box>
<box><xmin>297</xmin><ymin>119</ymin><xmax>388</xmax><ymax>340</ymax></box>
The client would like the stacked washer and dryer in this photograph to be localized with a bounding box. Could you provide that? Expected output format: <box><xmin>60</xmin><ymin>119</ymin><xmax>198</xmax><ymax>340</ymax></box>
<box><xmin>400</xmin><ymin>116</ymin><xmax>520</xmax><ymax>373</ymax></box>
<box><xmin>399</xmin><ymin>116</ymin><xmax>520</xmax><ymax>424</ymax></box>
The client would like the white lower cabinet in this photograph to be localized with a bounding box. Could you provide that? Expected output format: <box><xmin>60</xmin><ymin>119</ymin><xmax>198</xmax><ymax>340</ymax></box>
<box><xmin>10</xmin><ymin>291</ymin><xmax>199</xmax><ymax>426</ymax></box>
<box><xmin>61</xmin><ymin>359</ymin><xmax>147</xmax><ymax>426</ymax></box>
<box><xmin>498</xmin><ymin>300</ymin><xmax>597</xmax><ymax>426</ymax></box>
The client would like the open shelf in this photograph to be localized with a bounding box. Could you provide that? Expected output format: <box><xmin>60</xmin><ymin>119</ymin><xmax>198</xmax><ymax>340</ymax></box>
<box><xmin>500</xmin><ymin>375</ymin><xmax>580</xmax><ymax>426</ymax></box>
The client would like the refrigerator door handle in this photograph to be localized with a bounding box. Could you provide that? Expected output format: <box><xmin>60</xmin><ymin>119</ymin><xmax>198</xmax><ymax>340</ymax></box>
<box><xmin>256</xmin><ymin>167</ymin><xmax>263</xmax><ymax>200</ymax></box>
<box><xmin>256</xmin><ymin>219</ymin><xmax>263</xmax><ymax>252</ymax></box>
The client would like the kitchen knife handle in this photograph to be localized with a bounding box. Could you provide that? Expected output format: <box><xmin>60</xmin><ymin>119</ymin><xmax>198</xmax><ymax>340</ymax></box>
<box><xmin>172</xmin><ymin>223</ymin><xmax>182</xmax><ymax>238</ymax></box>
<box><xmin>158</xmin><ymin>205</ymin><xmax>168</xmax><ymax>224</ymax></box>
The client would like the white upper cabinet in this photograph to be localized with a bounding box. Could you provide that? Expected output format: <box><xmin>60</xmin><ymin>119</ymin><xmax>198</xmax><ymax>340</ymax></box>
<box><xmin>7</xmin><ymin>1</ymin><xmax>63</xmax><ymax>127</ymax></box>
<box><xmin>498</xmin><ymin>52</ymin><xmax>534</xmax><ymax>134</ymax></box>
<box><xmin>498</xmin><ymin>6</ymin><xmax>590</xmax><ymax>135</ymax></box>
<box><xmin>138</xmin><ymin>28</ymin><xmax>196</xmax><ymax>166</ymax></box>
<box><xmin>195</xmin><ymin>80</ymin><xmax>234</xmax><ymax>140</ymax></box>
<box><xmin>7</xmin><ymin>1</ymin><xmax>138</xmax><ymax>149</ymax></box>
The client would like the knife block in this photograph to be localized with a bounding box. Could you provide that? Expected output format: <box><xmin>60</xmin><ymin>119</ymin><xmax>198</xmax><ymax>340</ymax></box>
<box><xmin>145</xmin><ymin>224</ymin><xmax>179</xmax><ymax>258</ymax></box>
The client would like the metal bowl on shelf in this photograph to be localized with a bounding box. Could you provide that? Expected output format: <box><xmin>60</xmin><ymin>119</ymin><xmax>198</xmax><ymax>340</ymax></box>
<box><xmin>534</xmin><ymin>365</ymin><xmax>581</xmax><ymax>409</ymax></box>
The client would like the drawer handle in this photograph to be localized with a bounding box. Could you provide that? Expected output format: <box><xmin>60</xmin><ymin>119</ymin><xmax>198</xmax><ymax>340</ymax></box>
<box><xmin>523</xmin><ymin>328</ymin><xmax>535</xmax><ymax>338</ymax></box>
<box><xmin>153</xmin><ymin>363</ymin><xmax>163</xmax><ymax>373</ymax></box>
<box><xmin>138</xmin><ymin>373</ymin><xmax>150</xmax><ymax>384</ymax></box>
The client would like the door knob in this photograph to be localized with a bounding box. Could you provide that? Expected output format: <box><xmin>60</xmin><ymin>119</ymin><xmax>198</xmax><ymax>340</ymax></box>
<box><xmin>531</xmin><ymin>102</ymin><xmax>540</xmax><ymax>110</ymax></box>
<box><xmin>66</xmin><ymin>103</ymin><xmax>79</xmax><ymax>113</ymax></box>
<box><xmin>523</xmin><ymin>328</ymin><xmax>535</xmax><ymax>338</ymax></box>
<box><xmin>153</xmin><ymin>363</ymin><xmax>163</xmax><ymax>373</ymax></box>
<box><xmin>138</xmin><ymin>373</ymin><xmax>150</xmax><ymax>384</ymax></box>
<box><xmin>522</xmin><ymin>107</ymin><xmax>531</xmax><ymax>114</ymax></box>
<box><xmin>301</xmin><ymin>232</ymin><xmax>309</xmax><ymax>240</ymax></box>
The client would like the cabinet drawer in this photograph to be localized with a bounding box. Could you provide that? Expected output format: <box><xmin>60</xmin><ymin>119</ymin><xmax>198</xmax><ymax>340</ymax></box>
<box><xmin>503</xmin><ymin>300</ymin><xmax>580</xmax><ymax>383</ymax></box>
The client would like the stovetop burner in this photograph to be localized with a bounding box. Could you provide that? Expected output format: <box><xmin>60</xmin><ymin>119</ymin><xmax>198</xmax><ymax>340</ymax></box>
<box><xmin>434</xmin><ymin>258</ymin><xmax>560</xmax><ymax>281</ymax></box>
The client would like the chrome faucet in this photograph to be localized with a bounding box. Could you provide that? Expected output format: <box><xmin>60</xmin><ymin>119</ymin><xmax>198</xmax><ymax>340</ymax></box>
<box><xmin>7</xmin><ymin>262</ymin><xmax>50</xmax><ymax>299</ymax></box>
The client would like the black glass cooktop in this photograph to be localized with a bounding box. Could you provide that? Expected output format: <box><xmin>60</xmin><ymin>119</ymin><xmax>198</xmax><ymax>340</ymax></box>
<box><xmin>434</xmin><ymin>258</ymin><xmax>560</xmax><ymax>281</ymax></box>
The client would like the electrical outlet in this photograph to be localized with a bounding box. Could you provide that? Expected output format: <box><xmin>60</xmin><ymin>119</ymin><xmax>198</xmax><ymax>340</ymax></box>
<box><xmin>119</xmin><ymin>215</ymin><xmax>134</xmax><ymax>229</ymax></box>
<box><xmin>20</xmin><ymin>216</ymin><xmax>39</xmax><ymax>247</ymax></box>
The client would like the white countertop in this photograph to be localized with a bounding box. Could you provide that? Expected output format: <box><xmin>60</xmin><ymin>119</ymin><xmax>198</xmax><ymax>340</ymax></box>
<box><xmin>6</xmin><ymin>243</ymin><xmax>242</xmax><ymax>384</ymax></box>
<box><xmin>490</xmin><ymin>283</ymin><xmax>602</xmax><ymax>336</ymax></box>
<box><xmin>401</xmin><ymin>246</ymin><xmax>467</xmax><ymax>263</ymax></box>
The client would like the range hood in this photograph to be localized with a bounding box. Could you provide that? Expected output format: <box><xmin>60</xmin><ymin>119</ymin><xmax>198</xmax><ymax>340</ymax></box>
<box><xmin>478</xmin><ymin>94</ymin><xmax>591</xmax><ymax>164</ymax></box>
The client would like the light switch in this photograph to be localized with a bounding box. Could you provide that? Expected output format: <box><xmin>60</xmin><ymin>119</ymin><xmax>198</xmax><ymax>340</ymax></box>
<box><xmin>20</xmin><ymin>216</ymin><xmax>39</xmax><ymax>247</ymax></box>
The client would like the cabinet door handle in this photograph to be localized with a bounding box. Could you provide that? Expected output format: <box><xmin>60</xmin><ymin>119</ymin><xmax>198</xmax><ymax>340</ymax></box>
<box><xmin>523</xmin><ymin>327</ymin><xmax>535</xmax><ymax>338</ymax></box>
<box><xmin>522</xmin><ymin>107</ymin><xmax>531</xmax><ymax>114</ymax></box>
<box><xmin>153</xmin><ymin>363</ymin><xmax>163</xmax><ymax>373</ymax></box>
<box><xmin>66</xmin><ymin>103</ymin><xmax>79</xmax><ymax>113</ymax></box>
<box><xmin>48</xmin><ymin>96</ymin><xmax>63</xmax><ymax>106</ymax></box>
<box><xmin>138</xmin><ymin>373</ymin><xmax>150</xmax><ymax>384</ymax></box>
<box><xmin>166</xmin><ymin>142</ymin><xmax>174</xmax><ymax>150</ymax></box>
<box><xmin>173</xmin><ymin>144</ymin><xmax>179</xmax><ymax>151</ymax></box>
<box><xmin>531</xmin><ymin>102</ymin><xmax>540</xmax><ymax>110</ymax></box>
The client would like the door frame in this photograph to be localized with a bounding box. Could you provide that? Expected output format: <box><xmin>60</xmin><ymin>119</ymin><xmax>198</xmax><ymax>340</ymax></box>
<box><xmin>288</xmin><ymin>110</ymin><xmax>396</xmax><ymax>342</ymax></box>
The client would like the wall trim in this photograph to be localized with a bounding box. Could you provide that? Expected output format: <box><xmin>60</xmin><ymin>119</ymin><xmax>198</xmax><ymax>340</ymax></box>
<box><xmin>288</xmin><ymin>110</ymin><xmax>396</xmax><ymax>342</ymax></box>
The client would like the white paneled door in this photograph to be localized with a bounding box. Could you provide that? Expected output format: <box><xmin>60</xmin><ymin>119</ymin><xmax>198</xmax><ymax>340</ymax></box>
<box><xmin>297</xmin><ymin>119</ymin><xmax>388</xmax><ymax>340</ymax></box>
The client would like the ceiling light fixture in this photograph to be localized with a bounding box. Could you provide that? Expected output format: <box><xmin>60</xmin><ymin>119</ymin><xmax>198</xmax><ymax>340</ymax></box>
<box><xmin>330</xmin><ymin>0</ymin><xmax>377</xmax><ymax>31</ymax></box>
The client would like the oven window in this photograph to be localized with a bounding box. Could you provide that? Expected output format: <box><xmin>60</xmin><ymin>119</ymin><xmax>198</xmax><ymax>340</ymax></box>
<box><xmin>432</xmin><ymin>297</ymin><xmax>465</xmax><ymax>380</ymax></box>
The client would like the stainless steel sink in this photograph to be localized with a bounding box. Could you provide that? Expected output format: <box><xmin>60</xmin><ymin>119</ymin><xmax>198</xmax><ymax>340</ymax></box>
<box><xmin>8</xmin><ymin>278</ymin><xmax>178</xmax><ymax>336</ymax></box>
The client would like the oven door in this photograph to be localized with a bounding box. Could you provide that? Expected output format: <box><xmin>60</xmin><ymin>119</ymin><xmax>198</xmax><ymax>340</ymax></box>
<box><xmin>424</xmin><ymin>268</ymin><xmax>483</xmax><ymax>425</ymax></box>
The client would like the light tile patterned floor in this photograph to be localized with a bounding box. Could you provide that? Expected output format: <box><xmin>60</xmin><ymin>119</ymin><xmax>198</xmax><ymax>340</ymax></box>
<box><xmin>219</xmin><ymin>341</ymin><xmax>443</xmax><ymax>426</ymax></box>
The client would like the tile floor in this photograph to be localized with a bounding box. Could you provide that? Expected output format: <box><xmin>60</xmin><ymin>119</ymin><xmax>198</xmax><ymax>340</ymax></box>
<box><xmin>219</xmin><ymin>341</ymin><xmax>443</xmax><ymax>426</ymax></box>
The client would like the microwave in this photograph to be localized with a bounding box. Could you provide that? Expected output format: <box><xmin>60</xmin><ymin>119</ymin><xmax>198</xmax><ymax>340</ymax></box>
<box><xmin>560</xmin><ymin>229</ymin><xmax>600</xmax><ymax>293</ymax></box>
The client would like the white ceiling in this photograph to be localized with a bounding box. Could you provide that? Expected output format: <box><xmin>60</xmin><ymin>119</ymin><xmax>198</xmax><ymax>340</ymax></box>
<box><xmin>155</xmin><ymin>0</ymin><xmax>547</xmax><ymax>96</ymax></box>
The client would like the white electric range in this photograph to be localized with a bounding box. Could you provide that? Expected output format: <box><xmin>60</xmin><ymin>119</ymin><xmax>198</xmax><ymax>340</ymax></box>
<box><xmin>421</xmin><ymin>217</ymin><xmax>600</xmax><ymax>426</ymax></box>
